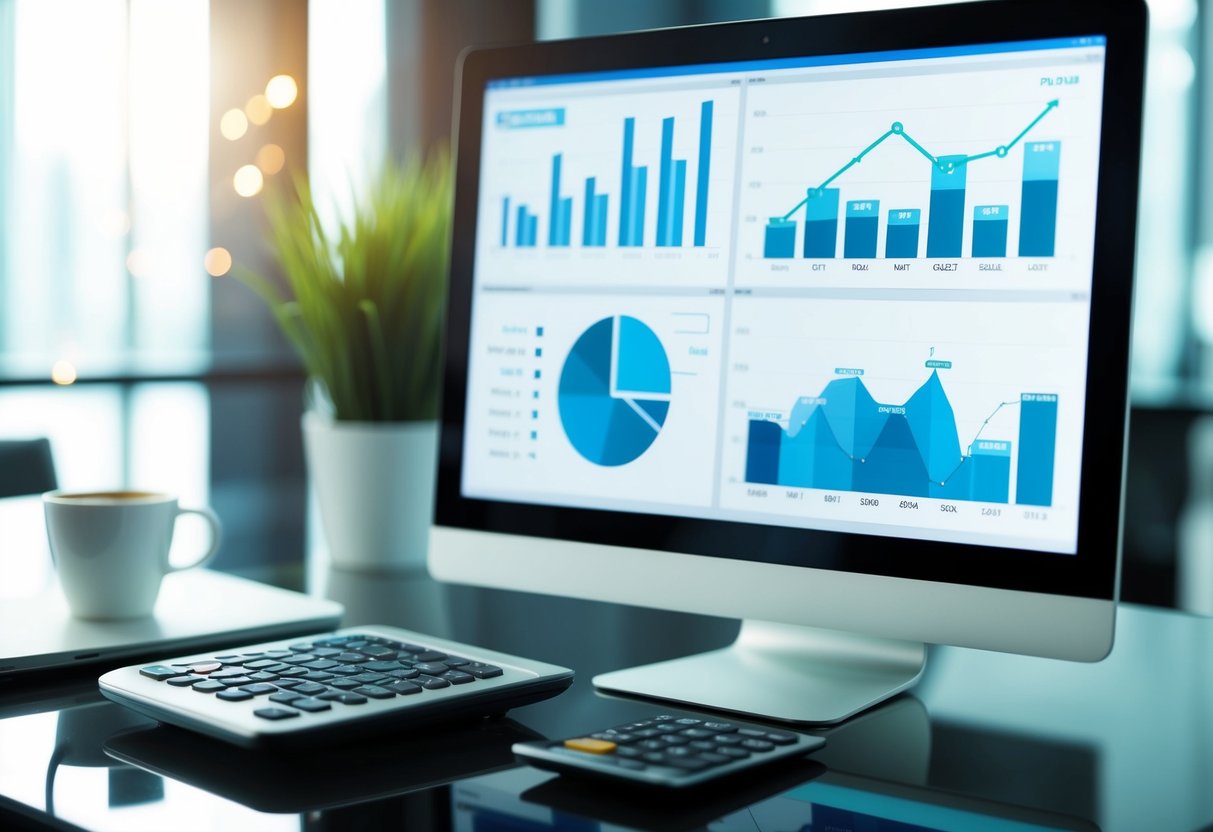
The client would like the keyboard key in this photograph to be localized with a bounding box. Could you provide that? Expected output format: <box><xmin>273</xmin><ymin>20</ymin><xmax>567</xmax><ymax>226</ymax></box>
<box><xmin>182</xmin><ymin>661</ymin><xmax>222</xmax><ymax>674</ymax></box>
<box><xmin>166</xmin><ymin>675</ymin><xmax>203</xmax><ymax>687</ymax></box>
<box><xmin>738</xmin><ymin>728</ymin><xmax>767</xmax><ymax>738</ymax></box>
<box><xmin>681</xmin><ymin>728</ymin><xmax>718</xmax><ymax>738</ymax></box>
<box><xmin>386</xmin><ymin>680</ymin><xmax>422</xmax><ymax>695</ymax></box>
<box><xmin>595</xmin><ymin>732</ymin><xmax>636</xmax><ymax>744</ymax></box>
<box><xmin>656</xmin><ymin>723</ymin><xmax>683</xmax><ymax>733</ymax></box>
<box><xmin>242</xmin><ymin>659</ymin><xmax>281</xmax><ymax>670</ymax></box>
<box><xmin>273</xmin><ymin>678</ymin><xmax>305</xmax><ymax>689</ymax></box>
<box><xmin>713</xmin><ymin>734</ymin><xmax>744</xmax><ymax>746</ymax></box>
<box><xmin>217</xmin><ymin>689</ymin><xmax>253</xmax><ymax>702</ymax></box>
<box><xmin>660</xmin><ymin>734</ymin><xmax>691</xmax><ymax>746</ymax></box>
<box><xmin>301</xmin><ymin>659</ymin><xmax>339</xmax><ymax>670</ymax></box>
<box><xmin>335</xmin><ymin>693</ymin><xmax>368</xmax><ymax>705</ymax></box>
<box><xmin>219</xmin><ymin>676</ymin><xmax>254</xmax><ymax>687</ymax></box>
<box><xmin>288</xmin><ymin>643</ymin><xmax>313</xmax><ymax>652</ymax></box>
<box><xmin>641</xmin><ymin>752</ymin><xmax>670</xmax><ymax>764</ymax></box>
<box><xmin>443</xmin><ymin>656</ymin><xmax>470</xmax><ymax>667</ymax></box>
<box><xmin>329</xmin><ymin>678</ymin><xmax>362</xmax><ymax>689</ymax></box>
<box><xmin>191</xmin><ymin>680</ymin><xmax>226</xmax><ymax>692</ymax></box>
<box><xmin>765</xmin><ymin>731</ymin><xmax>798</xmax><ymax>745</ymax></box>
<box><xmin>335</xmin><ymin>653</ymin><xmax>367</xmax><ymax>663</ymax></box>
<box><xmin>293</xmin><ymin>682</ymin><xmax>328</xmax><ymax>696</ymax></box>
<box><xmin>361</xmin><ymin>646</ymin><xmax>397</xmax><ymax>659</ymax></box>
<box><xmin>277</xmin><ymin>666</ymin><xmax>309</xmax><ymax>678</ymax></box>
<box><xmin>279</xmin><ymin>653</ymin><xmax>316</xmax><ymax>665</ymax></box>
<box><xmin>328</xmin><ymin>664</ymin><xmax>363</xmax><ymax>675</ymax></box>
<box><xmin>139</xmin><ymin>665</ymin><xmax>183</xmax><ymax>681</ymax></box>
<box><xmin>269</xmin><ymin>692</ymin><xmax>301</xmax><ymax>704</ymax></box>
<box><xmin>300</xmin><ymin>671</ymin><xmax>335</xmax><ymax>682</ymax></box>
<box><xmin>689</xmin><ymin>740</ymin><xmax>717</xmax><ymax>751</ymax></box>
<box><xmin>614</xmin><ymin>745</ymin><xmax>644</xmax><ymax>758</ymax></box>
<box><xmin>262</xmin><ymin>651</ymin><xmax>294</xmax><ymax>660</ymax></box>
<box><xmin>352</xmin><ymin>685</ymin><xmax>395</xmax><ymax>699</ymax></box>
<box><xmin>414</xmin><ymin>651</ymin><xmax>448</xmax><ymax>663</ymax></box>
<box><xmin>289</xmin><ymin>697</ymin><xmax>331</xmax><ymax>713</ymax></box>
<box><xmin>413</xmin><ymin>662</ymin><xmax>449</xmax><ymax>675</ymax></box>
<box><xmin>666</xmin><ymin>756</ymin><xmax>712</xmax><ymax>771</ymax></box>
<box><xmin>239</xmin><ymin>683</ymin><xmax>278</xmax><ymax>695</ymax></box>
<box><xmin>348</xmin><ymin>672</ymin><xmax>389</xmax><ymax>685</ymax></box>
<box><xmin>247</xmin><ymin>672</ymin><xmax>279</xmax><ymax>682</ymax></box>
<box><xmin>674</xmin><ymin>718</ymin><xmax>702</xmax><ymax>726</ymax></box>
<box><xmin>703</xmin><ymin>722</ymin><xmax>738</xmax><ymax>733</ymax></box>
<box><xmin>208</xmin><ymin>668</ymin><xmax>249</xmax><ymax>680</ymax></box>
<box><xmin>384</xmin><ymin>668</ymin><xmax>420</xmax><ymax>680</ymax></box>
<box><xmin>417</xmin><ymin>675</ymin><xmax>450</xmax><ymax>690</ymax></box>
<box><xmin>740</xmin><ymin>739</ymin><xmax>775</xmax><ymax>752</ymax></box>
<box><xmin>714</xmin><ymin>746</ymin><xmax>751</xmax><ymax>759</ymax></box>
<box><xmin>255</xmin><ymin>707</ymin><xmax>299</xmax><ymax>720</ymax></box>
<box><xmin>638</xmin><ymin>740</ymin><xmax>666</xmax><ymax>751</ymax></box>
<box><xmin>310</xmin><ymin>647</ymin><xmax>343</xmax><ymax>658</ymax></box>
<box><xmin>214</xmin><ymin>655</ymin><xmax>242</xmax><ymax>662</ymax></box>
<box><xmin>465</xmin><ymin>663</ymin><xmax>504</xmax><ymax>680</ymax></box>
<box><xmin>698</xmin><ymin>752</ymin><xmax>731</xmax><ymax>764</ymax></box>
<box><xmin>440</xmin><ymin>670</ymin><xmax>474</xmax><ymax>685</ymax></box>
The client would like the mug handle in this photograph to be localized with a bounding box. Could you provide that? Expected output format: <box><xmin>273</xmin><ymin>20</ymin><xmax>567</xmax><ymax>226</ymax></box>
<box><xmin>168</xmin><ymin>506</ymin><xmax>223</xmax><ymax>572</ymax></box>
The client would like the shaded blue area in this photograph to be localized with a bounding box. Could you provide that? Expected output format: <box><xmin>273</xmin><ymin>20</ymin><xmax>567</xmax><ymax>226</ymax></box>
<box><xmin>746</xmin><ymin>420</ymin><xmax>781</xmax><ymax>484</ymax></box>
<box><xmin>1016</xmin><ymin>395</ymin><xmax>1057</xmax><ymax>505</ymax></box>
<box><xmin>803</xmin><ymin>188</ymin><xmax>840</xmax><ymax>258</ymax></box>
<box><xmin>693</xmin><ymin>100</ymin><xmax>712</xmax><ymax>247</ymax></box>
<box><xmin>886</xmin><ymin>209</ymin><xmax>920</xmax><ymax>258</ymax></box>
<box><xmin>1019</xmin><ymin>179</ymin><xmax>1058</xmax><ymax>256</ymax></box>
<box><xmin>616</xmin><ymin>316</ymin><xmax>671</xmax><ymax>394</ymax></box>
<box><xmin>843</xmin><ymin>200</ymin><xmax>880</xmax><ymax>259</ymax></box>
<box><xmin>905</xmin><ymin>370</ymin><xmax>962</xmax><ymax>483</ymax></box>
<box><xmin>972</xmin><ymin>440</ymin><xmax>1012</xmax><ymax>503</ymax></box>
<box><xmin>764</xmin><ymin>218</ymin><xmax>796</xmax><ymax>258</ymax></box>
<box><xmin>853</xmin><ymin>415</ymin><xmax>930</xmax><ymax>497</ymax></box>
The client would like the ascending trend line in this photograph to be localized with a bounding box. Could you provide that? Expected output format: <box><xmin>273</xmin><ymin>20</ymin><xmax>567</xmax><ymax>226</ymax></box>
<box><xmin>780</xmin><ymin>99</ymin><xmax>1059</xmax><ymax>222</ymax></box>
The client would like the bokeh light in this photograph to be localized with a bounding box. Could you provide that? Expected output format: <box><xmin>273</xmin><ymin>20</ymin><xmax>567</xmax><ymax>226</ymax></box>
<box><xmin>265</xmin><ymin>74</ymin><xmax>298</xmax><ymax>109</ymax></box>
<box><xmin>51</xmin><ymin>360</ymin><xmax>77</xmax><ymax>386</ymax></box>
<box><xmin>219</xmin><ymin>108</ymin><xmax>248</xmax><ymax>140</ymax></box>
<box><xmin>125</xmin><ymin>247</ymin><xmax>151</xmax><ymax>278</ymax></box>
<box><xmin>204</xmin><ymin>246</ymin><xmax>232</xmax><ymax>277</ymax></box>
<box><xmin>233</xmin><ymin>164</ymin><xmax>264</xmax><ymax>197</ymax></box>
<box><xmin>245</xmin><ymin>94</ymin><xmax>272</xmax><ymax>125</ymax></box>
<box><xmin>255</xmin><ymin>143</ymin><xmax>285</xmax><ymax>175</ymax></box>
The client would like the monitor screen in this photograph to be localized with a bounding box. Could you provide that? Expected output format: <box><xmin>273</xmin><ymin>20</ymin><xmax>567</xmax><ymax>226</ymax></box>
<box><xmin>459</xmin><ymin>35</ymin><xmax>1107</xmax><ymax>557</ymax></box>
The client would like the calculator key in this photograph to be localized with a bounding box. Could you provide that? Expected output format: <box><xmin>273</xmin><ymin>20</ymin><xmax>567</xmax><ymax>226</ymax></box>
<box><xmin>280</xmin><ymin>653</ymin><xmax>316</xmax><ymax>664</ymax></box>
<box><xmin>715</xmin><ymin>746</ymin><xmax>751</xmax><ymax>758</ymax></box>
<box><xmin>738</xmin><ymin>728</ymin><xmax>767</xmax><ymax>738</ymax></box>
<box><xmin>384</xmin><ymin>668</ymin><xmax>420</xmax><ymax>680</ymax></box>
<box><xmin>191</xmin><ymin>680</ymin><xmax>226</xmax><ymax>692</ymax></box>
<box><xmin>277</xmin><ymin>667</ymin><xmax>309</xmax><ymax>678</ymax></box>
<box><xmin>288</xmin><ymin>643</ymin><xmax>313</xmax><ymax>652</ymax></box>
<box><xmin>268</xmin><ymin>692</ymin><xmax>301</xmax><ymax>704</ymax></box>
<box><xmin>386</xmin><ymin>680</ymin><xmax>422</xmax><ymax>695</ymax></box>
<box><xmin>443</xmin><ymin>656</ymin><xmax>470</xmax><ymax>667</ymax></box>
<box><xmin>300</xmin><ymin>671</ymin><xmax>335</xmax><ymax>682</ymax></box>
<box><xmin>465</xmin><ymin>663</ymin><xmax>504</xmax><ymax>679</ymax></box>
<box><xmin>414</xmin><ymin>651</ymin><xmax>448</xmax><ymax>663</ymax></box>
<box><xmin>140</xmin><ymin>665</ymin><xmax>183</xmax><ymax>681</ymax></box>
<box><xmin>689</xmin><ymin>740</ymin><xmax>717</xmax><ymax>751</ymax></box>
<box><xmin>219</xmin><ymin>676</ymin><xmax>254</xmax><ymax>687</ymax></box>
<box><xmin>361</xmin><ymin>646</ymin><xmax>397</xmax><ymax>659</ymax></box>
<box><xmin>239</xmin><ymin>683</ymin><xmax>278</xmax><ymax>695</ymax></box>
<box><xmin>184</xmin><ymin>662</ymin><xmax>222</xmax><ymax>674</ymax></box>
<box><xmin>351</xmin><ymin>685</ymin><xmax>395</xmax><ymax>699</ymax></box>
<box><xmin>348</xmin><ymin>672</ymin><xmax>389</xmax><ymax>685</ymax></box>
<box><xmin>247</xmin><ymin>672</ymin><xmax>279</xmax><ymax>682</ymax></box>
<box><xmin>703</xmin><ymin>722</ymin><xmax>738</xmax><ymax>733</ymax></box>
<box><xmin>301</xmin><ymin>659</ymin><xmax>339</xmax><ymax>670</ymax></box>
<box><xmin>363</xmin><ymin>660</ymin><xmax>403</xmax><ymax>672</ymax></box>
<box><xmin>273</xmin><ymin>678</ymin><xmax>305</xmax><ymax>689</ymax></box>
<box><xmin>765</xmin><ymin>731</ymin><xmax>798</xmax><ymax>745</ymax></box>
<box><xmin>713</xmin><ymin>734</ymin><xmax>744</xmax><ymax>745</ymax></box>
<box><xmin>595</xmin><ymin>732</ymin><xmax>636</xmax><ymax>744</ymax></box>
<box><xmin>416</xmin><ymin>675</ymin><xmax>450</xmax><ymax>690</ymax></box>
<box><xmin>441</xmin><ymin>670</ymin><xmax>474</xmax><ymax>685</ymax></box>
<box><xmin>614</xmin><ymin>745</ymin><xmax>643</xmax><ymax>758</ymax></box>
<box><xmin>335</xmin><ymin>693</ymin><xmax>368</xmax><ymax>705</ymax></box>
<box><xmin>564</xmin><ymin>738</ymin><xmax>616</xmax><ymax>754</ymax></box>
<box><xmin>660</xmin><ymin>734</ymin><xmax>691</xmax><ymax>746</ymax></box>
<box><xmin>638</xmin><ymin>740</ymin><xmax>666</xmax><ymax>751</ymax></box>
<box><xmin>674</xmin><ymin>718</ymin><xmax>702</xmax><ymax>726</ymax></box>
<box><xmin>293</xmin><ymin>682</ymin><xmax>328</xmax><ymax>696</ymax></box>
<box><xmin>698</xmin><ymin>752</ymin><xmax>732</xmax><ymax>764</ymax></box>
<box><xmin>413</xmin><ymin>662</ymin><xmax>449</xmax><ymax>675</ymax></box>
<box><xmin>681</xmin><ymin>728</ymin><xmax>718</xmax><ymax>738</ymax></box>
<box><xmin>208</xmin><ymin>668</ymin><xmax>249</xmax><ymax>680</ymax></box>
<box><xmin>310</xmin><ymin>647</ymin><xmax>343</xmax><ymax>658</ymax></box>
<box><xmin>632</xmin><ymin>729</ymin><xmax>662</xmax><ymax>739</ymax></box>
<box><xmin>740</xmin><ymin>738</ymin><xmax>775</xmax><ymax>752</ymax></box>
<box><xmin>289</xmin><ymin>697</ymin><xmax>331</xmax><ymax>713</ymax></box>
<box><xmin>328</xmin><ymin>665</ymin><xmax>363</xmax><ymax>675</ymax></box>
<box><xmin>666</xmin><ymin>756</ymin><xmax>712</xmax><ymax>771</ymax></box>
<box><xmin>254</xmin><ymin>708</ymin><xmax>299</xmax><ymax>720</ymax></box>
<box><xmin>166</xmin><ymin>675</ymin><xmax>203</xmax><ymax>687</ymax></box>
<box><xmin>262</xmin><ymin>651</ymin><xmax>293</xmax><ymax>660</ymax></box>
<box><xmin>242</xmin><ymin>659</ymin><xmax>281</xmax><ymax>670</ymax></box>
<box><xmin>329</xmin><ymin>678</ymin><xmax>362</xmax><ymax>690</ymax></box>
<box><xmin>217</xmin><ymin>689</ymin><xmax>253</xmax><ymax>702</ymax></box>
<box><xmin>335</xmin><ymin>653</ymin><xmax>367</xmax><ymax>663</ymax></box>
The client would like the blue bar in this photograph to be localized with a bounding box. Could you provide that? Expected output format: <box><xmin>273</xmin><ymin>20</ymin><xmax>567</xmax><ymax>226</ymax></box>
<box><xmin>746</xmin><ymin>420</ymin><xmax>782</xmax><ymax>485</ymax></box>
<box><xmin>764</xmin><ymin>218</ymin><xmax>796</xmax><ymax>258</ymax></box>
<box><xmin>583</xmin><ymin>177</ymin><xmax>597</xmax><ymax>246</ymax></box>
<box><xmin>1016</xmin><ymin>393</ymin><xmax>1057</xmax><ymax>506</ymax></box>
<box><xmin>526</xmin><ymin>212</ymin><xmax>538</xmax><ymax>247</ymax></box>
<box><xmin>1019</xmin><ymin>141</ymin><xmax>1060</xmax><ymax>257</ymax></box>
<box><xmin>657</xmin><ymin>117</ymin><xmax>675</xmax><ymax>246</ymax></box>
<box><xmin>694</xmin><ymin>100</ymin><xmax>713</xmax><ymax>246</ymax></box>
<box><xmin>926</xmin><ymin>155</ymin><xmax>967</xmax><ymax>258</ymax></box>
<box><xmin>501</xmin><ymin>197</ymin><xmax>510</xmax><ymax>246</ymax></box>
<box><xmin>970</xmin><ymin>440</ymin><xmax>1011</xmax><ymax>503</ymax></box>
<box><xmin>972</xmin><ymin>204</ymin><xmax>1009</xmax><ymax>258</ymax></box>
<box><xmin>515</xmin><ymin>205</ymin><xmax>529</xmax><ymax>247</ymax></box>
<box><xmin>559</xmin><ymin>197</ymin><xmax>572</xmax><ymax>246</ymax></box>
<box><xmin>549</xmin><ymin>154</ymin><xmax>563</xmax><ymax>246</ymax></box>
<box><xmin>593</xmin><ymin>193</ymin><xmax>608</xmax><ymax>245</ymax></box>
<box><xmin>843</xmin><ymin>200</ymin><xmax>880</xmax><ymax>259</ymax></box>
<box><xmin>670</xmin><ymin>159</ymin><xmax>687</xmax><ymax>246</ymax></box>
<box><xmin>803</xmin><ymin>188</ymin><xmax>840</xmax><ymax>258</ymax></box>
<box><xmin>885</xmin><ymin>209</ymin><xmax>920</xmax><ymax>258</ymax></box>
<box><xmin>629</xmin><ymin>166</ymin><xmax>647</xmax><ymax>246</ymax></box>
<box><xmin>619</xmin><ymin>118</ymin><xmax>636</xmax><ymax>246</ymax></box>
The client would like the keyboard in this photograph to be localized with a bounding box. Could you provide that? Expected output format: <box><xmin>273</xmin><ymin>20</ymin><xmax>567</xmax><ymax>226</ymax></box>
<box><xmin>98</xmin><ymin>626</ymin><xmax>574</xmax><ymax>748</ymax></box>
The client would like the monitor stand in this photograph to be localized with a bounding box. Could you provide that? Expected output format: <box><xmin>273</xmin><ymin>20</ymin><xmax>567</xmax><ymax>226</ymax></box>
<box><xmin>592</xmin><ymin>620</ymin><xmax>925</xmax><ymax>725</ymax></box>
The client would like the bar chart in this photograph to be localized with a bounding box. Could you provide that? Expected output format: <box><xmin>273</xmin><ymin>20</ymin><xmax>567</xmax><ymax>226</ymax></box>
<box><xmin>744</xmin><ymin>371</ymin><xmax>1058</xmax><ymax>506</ymax></box>
<box><xmin>760</xmin><ymin>101</ymin><xmax>1062</xmax><ymax>261</ymax></box>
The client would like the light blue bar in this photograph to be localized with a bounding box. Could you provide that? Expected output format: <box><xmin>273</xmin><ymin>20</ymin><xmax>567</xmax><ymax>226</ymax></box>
<box><xmin>693</xmin><ymin>100</ymin><xmax>713</xmax><ymax>246</ymax></box>
<box><xmin>501</xmin><ymin>196</ymin><xmax>510</xmax><ymax>246</ymax></box>
<box><xmin>515</xmin><ymin>205</ymin><xmax>528</xmax><ymax>247</ymax></box>
<box><xmin>887</xmin><ymin>209</ymin><xmax>921</xmax><ymax>226</ymax></box>
<box><xmin>619</xmin><ymin>117</ymin><xmax>636</xmax><ymax>246</ymax></box>
<box><xmin>582</xmin><ymin>177</ymin><xmax>597</xmax><ymax>246</ymax></box>
<box><xmin>593</xmin><ymin>193</ymin><xmax>608</xmax><ymax>245</ymax></box>
<box><xmin>671</xmin><ymin>159</ymin><xmax>687</xmax><ymax>246</ymax></box>
<box><xmin>657</xmin><ymin>116</ymin><xmax>675</xmax><ymax>246</ymax></box>
<box><xmin>548</xmin><ymin>154</ymin><xmax>564</xmax><ymax>246</ymax></box>
<box><xmin>630</xmin><ymin>166</ymin><xmax>647</xmax><ymax>246</ymax></box>
<box><xmin>1022</xmin><ymin>141</ymin><xmax>1061</xmax><ymax>180</ymax></box>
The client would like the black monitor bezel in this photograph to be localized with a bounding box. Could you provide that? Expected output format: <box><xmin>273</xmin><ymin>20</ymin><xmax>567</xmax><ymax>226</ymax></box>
<box><xmin>435</xmin><ymin>0</ymin><xmax>1146</xmax><ymax>601</ymax></box>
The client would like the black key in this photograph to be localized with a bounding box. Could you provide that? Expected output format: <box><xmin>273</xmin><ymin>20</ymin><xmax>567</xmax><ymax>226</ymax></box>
<box><xmin>219</xmin><ymin>676</ymin><xmax>254</xmax><ymax>687</ymax></box>
<box><xmin>208</xmin><ymin>668</ymin><xmax>250</xmax><ymax>680</ymax></box>
<box><xmin>247</xmin><ymin>672</ymin><xmax>279</xmax><ymax>682</ymax></box>
<box><xmin>273</xmin><ymin>678</ymin><xmax>305</xmax><ymax>689</ymax></box>
<box><xmin>289</xmin><ymin>697</ymin><xmax>331</xmax><ymax>713</ymax></box>
<box><xmin>656</xmin><ymin>723</ymin><xmax>683</xmax><ymax>733</ymax></box>
<box><xmin>465</xmin><ymin>663</ymin><xmax>504</xmax><ymax>680</ymax></box>
<box><xmin>239</xmin><ymin>683</ymin><xmax>278</xmax><ymax>695</ymax></box>
<box><xmin>317</xmin><ymin>690</ymin><xmax>346</xmax><ymax>701</ymax></box>
<box><xmin>241</xmin><ymin>652</ymin><xmax>264</xmax><ymax>658</ymax></box>
<box><xmin>279</xmin><ymin>653</ymin><xmax>316</xmax><ymax>665</ymax></box>
<box><xmin>765</xmin><ymin>731</ymin><xmax>798</xmax><ymax>745</ymax></box>
<box><xmin>214</xmin><ymin>654</ymin><xmax>242</xmax><ymax>661</ymax></box>
<box><xmin>352</xmin><ymin>685</ymin><xmax>395</xmax><ymax>699</ymax></box>
<box><xmin>629</xmin><ymin>720</ymin><xmax>655</xmax><ymax>729</ymax></box>
<box><xmin>614</xmin><ymin>745</ymin><xmax>644</xmax><ymax>759</ymax></box>
<box><xmin>140</xmin><ymin>665</ymin><xmax>185</xmax><ymax>681</ymax></box>
<box><xmin>413</xmin><ymin>651</ymin><xmax>447</xmax><ymax>663</ymax></box>
<box><xmin>263</xmin><ymin>651</ymin><xmax>294</xmax><ymax>660</ymax></box>
<box><xmin>385</xmin><ymin>668</ymin><xmax>420</xmax><ymax>680</ymax></box>
<box><xmin>674</xmin><ymin>718</ymin><xmax>702</xmax><ymax>726</ymax></box>
<box><xmin>328</xmin><ymin>664</ymin><xmax>363</xmax><ymax>676</ymax></box>
<box><xmin>192</xmin><ymin>680</ymin><xmax>226</xmax><ymax>692</ymax></box>
<box><xmin>260</xmin><ymin>663</ymin><xmax>291</xmax><ymax>673</ymax></box>
<box><xmin>655</xmin><ymin>715</ymin><xmax>678</xmax><ymax>721</ymax></box>
<box><xmin>681</xmin><ymin>728</ymin><xmax>718</xmax><ymax>738</ymax></box>
<box><xmin>597</xmin><ymin>732</ymin><xmax>636</xmax><ymax>744</ymax></box>
<box><xmin>166</xmin><ymin>675</ymin><xmax>203</xmax><ymax>687</ymax></box>
<box><xmin>738</xmin><ymin>728</ymin><xmax>767</xmax><ymax>738</ymax></box>
<box><xmin>348</xmin><ymin>672</ymin><xmax>389</xmax><ymax>685</ymax></box>
<box><xmin>288</xmin><ymin>643</ymin><xmax>313</xmax><ymax>652</ymax></box>
<box><xmin>335</xmin><ymin>653</ymin><xmax>367</xmax><ymax>663</ymax></box>
<box><xmin>293</xmin><ymin>682</ymin><xmax>328</xmax><ymax>696</ymax></box>
<box><xmin>443</xmin><ymin>656</ymin><xmax>469</xmax><ymax>667</ymax></box>
<box><xmin>335</xmin><ymin>693</ymin><xmax>367</xmax><ymax>705</ymax></box>
<box><xmin>361</xmin><ymin>646</ymin><xmax>396</xmax><ymax>659</ymax></box>
<box><xmin>713</xmin><ymin>734</ymin><xmax>744</xmax><ymax>746</ymax></box>
<box><xmin>666</xmin><ymin>757</ymin><xmax>712</xmax><ymax>771</ymax></box>
<box><xmin>660</xmin><ymin>734</ymin><xmax>691</xmax><ymax>746</ymax></box>
<box><xmin>632</xmin><ymin>729</ymin><xmax>662</xmax><ymax>739</ymax></box>
<box><xmin>689</xmin><ymin>740</ymin><xmax>717</xmax><ymax>751</ymax></box>
<box><xmin>714</xmin><ymin>746</ymin><xmax>750</xmax><ymax>759</ymax></box>
<box><xmin>329</xmin><ymin>678</ymin><xmax>362</xmax><ymax>689</ymax></box>
<box><xmin>665</xmin><ymin>746</ymin><xmax>699</xmax><ymax>757</ymax></box>
<box><xmin>310</xmin><ymin>647</ymin><xmax>342</xmax><ymax>658</ymax></box>
<box><xmin>741</xmin><ymin>738</ymin><xmax>775</xmax><ymax>752</ymax></box>
<box><xmin>638</xmin><ymin>740</ymin><xmax>667</xmax><ymax>751</ymax></box>
<box><xmin>698</xmin><ymin>752</ymin><xmax>732</xmax><ymax>764</ymax></box>
<box><xmin>255</xmin><ymin>707</ymin><xmax>299</xmax><ymax>720</ymax></box>
<box><xmin>641</xmin><ymin>752</ymin><xmax>670</xmax><ymax>764</ymax></box>
<box><xmin>440</xmin><ymin>670</ymin><xmax>474</xmax><ymax>685</ymax></box>
<box><xmin>313</xmin><ymin>637</ymin><xmax>352</xmax><ymax>647</ymax></box>
<box><xmin>301</xmin><ymin>671</ymin><xmax>335</xmax><ymax>682</ymax></box>
<box><xmin>217</xmin><ymin>689</ymin><xmax>253</xmax><ymax>702</ymax></box>
<box><xmin>301</xmin><ymin>659</ymin><xmax>339</xmax><ymax>670</ymax></box>
<box><xmin>417</xmin><ymin>675</ymin><xmax>450</xmax><ymax>690</ymax></box>
<box><xmin>386</xmin><ymin>680</ymin><xmax>422</xmax><ymax>695</ymax></box>
<box><xmin>242</xmin><ymin>659</ymin><xmax>280</xmax><ymax>670</ymax></box>
<box><xmin>180</xmin><ymin>661</ymin><xmax>222</xmax><ymax>673</ymax></box>
<box><xmin>269</xmin><ymin>692</ymin><xmax>301</xmax><ymax>704</ymax></box>
<box><xmin>398</xmin><ymin>643</ymin><xmax>427</xmax><ymax>653</ymax></box>
<box><xmin>363</xmin><ymin>660</ymin><xmax>403</xmax><ymax>672</ymax></box>
<box><xmin>413</xmin><ymin>662</ymin><xmax>449</xmax><ymax>675</ymax></box>
<box><xmin>278</xmin><ymin>667</ymin><xmax>309</xmax><ymax>678</ymax></box>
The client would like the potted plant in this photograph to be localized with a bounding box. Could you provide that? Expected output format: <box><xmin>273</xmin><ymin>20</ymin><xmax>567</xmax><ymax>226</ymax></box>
<box><xmin>239</xmin><ymin>152</ymin><xmax>451</xmax><ymax>572</ymax></box>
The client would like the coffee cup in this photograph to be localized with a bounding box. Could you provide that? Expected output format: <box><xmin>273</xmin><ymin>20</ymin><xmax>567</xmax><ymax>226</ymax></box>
<box><xmin>43</xmin><ymin>491</ymin><xmax>222</xmax><ymax>620</ymax></box>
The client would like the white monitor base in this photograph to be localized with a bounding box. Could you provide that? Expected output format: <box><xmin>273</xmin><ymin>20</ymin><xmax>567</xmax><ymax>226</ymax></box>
<box><xmin>592</xmin><ymin>620</ymin><xmax>925</xmax><ymax>725</ymax></box>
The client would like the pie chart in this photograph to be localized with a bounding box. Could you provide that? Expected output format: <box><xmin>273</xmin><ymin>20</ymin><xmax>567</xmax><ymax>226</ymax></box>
<box><xmin>558</xmin><ymin>315</ymin><xmax>671</xmax><ymax>466</ymax></box>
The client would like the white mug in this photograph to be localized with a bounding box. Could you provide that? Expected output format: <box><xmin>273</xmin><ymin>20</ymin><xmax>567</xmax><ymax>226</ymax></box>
<box><xmin>43</xmin><ymin>491</ymin><xmax>222</xmax><ymax>620</ymax></box>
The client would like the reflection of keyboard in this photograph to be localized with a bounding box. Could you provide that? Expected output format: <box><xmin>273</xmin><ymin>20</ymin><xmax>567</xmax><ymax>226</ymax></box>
<box><xmin>99</xmin><ymin>626</ymin><xmax>574</xmax><ymax>748</ymax></box>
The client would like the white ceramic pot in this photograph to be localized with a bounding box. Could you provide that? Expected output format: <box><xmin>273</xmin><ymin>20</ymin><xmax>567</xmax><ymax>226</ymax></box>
<box><xmin>302</xmin><ymin>412</ymin><xmax>438</xmax><ymax>573</ymax></box>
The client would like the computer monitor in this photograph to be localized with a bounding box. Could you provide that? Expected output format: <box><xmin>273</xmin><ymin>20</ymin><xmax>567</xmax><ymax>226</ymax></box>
<box><xmin>431</xmin><ymin>0</ymin><xmax>1146</xmax><ymax>724</ymax></box>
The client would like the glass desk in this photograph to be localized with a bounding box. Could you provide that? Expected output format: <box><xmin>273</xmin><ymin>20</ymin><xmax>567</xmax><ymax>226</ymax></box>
<box><xmin>2</xmin><ymin>572</ymin><xmax>1211</xmax><ymax>832</ymax></box>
